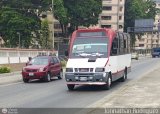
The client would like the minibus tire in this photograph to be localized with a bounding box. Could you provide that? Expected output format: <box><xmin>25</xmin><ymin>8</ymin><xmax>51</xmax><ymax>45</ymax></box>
<box><xmin>120</xmin><ymin>70</ymin><xmax>127</xmax><ymax>82</ymax></box>
<box><xmin>103</xmin><ymin>74</ymin><xmax>112</xmax><ymax>90</ymax></box>
<box><xmin>67</xmin><ymin>84</ymin><xmax>75</xmax><ymax>91</ymax></box>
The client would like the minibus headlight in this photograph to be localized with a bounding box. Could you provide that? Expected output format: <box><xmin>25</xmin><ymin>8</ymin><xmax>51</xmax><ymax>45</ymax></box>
<box><xmin>66</xmin><ymin>68</ymin><xmax>73</xmax><ymax>72</ymax></box>
<box><xmin>95</xmin><ymin>68</ymin><xmax>105</xmax><ymax>72</ymax></box>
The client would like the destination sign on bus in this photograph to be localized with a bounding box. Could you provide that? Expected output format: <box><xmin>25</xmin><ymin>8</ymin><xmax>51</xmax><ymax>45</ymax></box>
<box><xmin>77</xmin><ymin>31</ymin><xmax>106</xmax><ymax>37</ymax></box>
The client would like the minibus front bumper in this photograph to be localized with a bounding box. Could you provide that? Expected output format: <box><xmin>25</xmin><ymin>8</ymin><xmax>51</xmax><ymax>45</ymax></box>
<box><xmin>65</xmin><ymin>72</ymin><xmax>108</xmax><ymax>85</ymax></box>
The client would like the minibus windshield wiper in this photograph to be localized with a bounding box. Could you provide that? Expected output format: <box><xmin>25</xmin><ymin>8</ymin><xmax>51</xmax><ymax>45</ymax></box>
<box><xmin>73</xmin><ymin>52</ymin><xmax>90</xmax><ymax>58</ymax></box>
<box><xmin>90</xmin><ymin>53</ymin><xmax>104</xmax><ymax>57</ymax></box>
<box><xmin>78</xmin><ymin>53</ymin><xmax>91</xmax><ymax>58</ymax></box>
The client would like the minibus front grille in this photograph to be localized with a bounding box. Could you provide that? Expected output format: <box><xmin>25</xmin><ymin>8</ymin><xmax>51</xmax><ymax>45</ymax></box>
<box><xmin>75</xmin><ymin>68</ymin><xmax>93</xmax><ymax>72</ymax></box>
<box><xmin>74</xmin><ymin>73</ymin><xmax>94</xmax><ymax>76</ymax></box>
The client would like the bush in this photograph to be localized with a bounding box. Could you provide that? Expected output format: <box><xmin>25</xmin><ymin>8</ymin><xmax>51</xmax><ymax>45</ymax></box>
<box><xmin>0</xmin><ymin>66</ymin><xmax>11</xmax><ymax>74</ymax></box>
<box><xmin>60</xmin><ymin>60</ymin><xmax>67</xmax><ymax>68</ymax></box>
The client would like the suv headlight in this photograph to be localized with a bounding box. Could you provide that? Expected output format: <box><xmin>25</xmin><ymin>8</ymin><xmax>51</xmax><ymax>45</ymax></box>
<box><xmin>39</xmin><ymin>68</ymin><xmax>44</xmax><ymax>72</ymax></box>
<box><xmin>22</xmin><ymin>68</ymin><xmax>26</xmax><ymax>72</ymax></box>
<box><xmin>66</xmin><ymin>68</ymin><xmax>73</xmax><ymax>72</ymax></box>
<box><xmin>95</xmin><ymin>68</ymin><xmax>105</xmax><ymax>72</ymax></box>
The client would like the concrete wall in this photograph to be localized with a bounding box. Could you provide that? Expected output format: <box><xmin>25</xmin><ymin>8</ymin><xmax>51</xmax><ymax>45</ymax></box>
<box><xmin>0</xmin><ymin>49</ymin><xmax>58</xmax><ymax>64</ymax></box>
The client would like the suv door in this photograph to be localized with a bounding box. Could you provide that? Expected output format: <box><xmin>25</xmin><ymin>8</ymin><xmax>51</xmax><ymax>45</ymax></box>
<box><xmin>53</xmin><ymin>57</ymin><xmax>61</xmax><ymax>75</ymax></box>
<box><xmin>49</xmin><ymin>57</ymin><xmax>57</xmax><ymax>76</ymax></box>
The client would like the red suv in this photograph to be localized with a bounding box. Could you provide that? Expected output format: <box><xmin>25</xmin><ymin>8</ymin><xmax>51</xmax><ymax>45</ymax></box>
<box><xmin>22</xmin><ymin>56</ymin><xmax>63</xmax><ymax>83</ymax></box>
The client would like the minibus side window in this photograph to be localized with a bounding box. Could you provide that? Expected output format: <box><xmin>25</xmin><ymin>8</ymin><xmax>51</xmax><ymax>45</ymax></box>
<box><xmin>111</xmin><ymin>37</ymin><xmax>118</xmax><ymax>56</ymax></box>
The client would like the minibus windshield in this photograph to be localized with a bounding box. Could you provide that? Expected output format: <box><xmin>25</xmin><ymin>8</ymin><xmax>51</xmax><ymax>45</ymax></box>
<box><xmin>71</xmin><ymin>37</ymin><xmax>108</xmax><ymax>58</ymax></box>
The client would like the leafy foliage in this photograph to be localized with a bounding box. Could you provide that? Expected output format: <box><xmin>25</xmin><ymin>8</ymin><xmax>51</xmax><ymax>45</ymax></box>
<box><xmin>124</xmin><ymin>0</ymin><xmax>158</xmax><ymax>49</ymax></box>
<box><xmin>54</xmin><ymin>0</ymin><xmax>102</xmax><ymax>36</ymax></box>
<box><xmin>0</xmin><ymin>66</ymin><xmax>11</xmax><ymax>74</ymax></box>
<box><xmin>0</xmin><ymin>0</ymin><xmax>46</xmax><ymax>48</ymax></box>
<box><xmin>0</xmin><ymin>7</ymin><xmax>41</xmax><ymax>48</ymax></box>
<box><xmin>39</xmin><ymin>19</ymin><xmax>49</xmax><ymax>49</ymax></box>
<box><xmin>124</xmin><ymin>0</ymin><xmax>157</xmax><ymax>32</ymax></box>
<box><xmin>0</xmin><ymin>0</ymin><xmax>102</xmax><ymax>48</ymax></box>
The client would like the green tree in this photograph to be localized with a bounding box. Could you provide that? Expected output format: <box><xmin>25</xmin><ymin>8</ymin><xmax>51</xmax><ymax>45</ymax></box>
<box><xmin>0</xmin><ymin>0</ymin><xmax>50</xmax><ymax>48</ymax></box>
<box><xmin>65</xmin><ymin>0</ymin><xmax>102</xmax><ymax>35</ymax></box>
<box><xmin>124</xmin><ymin>0</ymin><xmax>157</xmax><ymax>32</ymax></box>
<box><xmin>124</xmin><ymin>0</ymin><xmax>157</xmax><ymax>48</ymax></box>
<box><xmin>0</xmin><ymin>8</ymin><xmax>41</xmax><ymax>48</ymax></box>
<box><xmin>40</xmin><ymin>19</ymin><xmax>49</xmax><ymax>49</ymax></box>
<box><xmin>54</xmin><ymin>0</ymin><xmax>102</xmax><ymax>36</ymax></box>
<box><xmin>54</xmin><ymin>0</ymin><xmax>68</xmax><ymax>37</ymax></box>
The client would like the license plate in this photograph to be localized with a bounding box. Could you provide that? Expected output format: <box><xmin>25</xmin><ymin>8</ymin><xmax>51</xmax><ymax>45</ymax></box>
<box><xmin>29</xmin><ymin>73</ymin><xmax>34</xmax><ymax>76</ymax></box>
<box><xmin>80</xmin><ymin>77</ymin><xmax>87</xmax><ymax>81</ymax></box>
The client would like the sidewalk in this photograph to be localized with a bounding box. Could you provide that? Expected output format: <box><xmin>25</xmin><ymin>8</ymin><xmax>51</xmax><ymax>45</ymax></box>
<box><xmin>75</xmin><ymin>67</ymin><xmax>160</xmax><ymax>114</ymax></box>
<box><xmin>0</xmin><ymin>71</ymin><xmax>22</xmax><ymax>85</ymax></box>
<box><xmin>100</xmin><ymin>68</ymin><xmax>160</xmax><ymax>108</ymax></box>
<box><xmin>77</xmin><ymin>67</ymin><xmax>160</xmax><ymax>114</ymax></box>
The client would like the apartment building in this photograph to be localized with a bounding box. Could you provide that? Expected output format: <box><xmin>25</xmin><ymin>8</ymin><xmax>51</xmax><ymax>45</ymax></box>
<box><xmin>99</xmin><ymin>0</ymin><xmax>125</xmax><ymax>31</ymax></box>
<box><xmin>135</xmin><ymin>0</ymin><xmax>160</xmax><ymax>49</ymax></box>
<box><xmin>47</xmin><ymin>0</ymin><xmax>126</xmax><ymax>49</ymax></box>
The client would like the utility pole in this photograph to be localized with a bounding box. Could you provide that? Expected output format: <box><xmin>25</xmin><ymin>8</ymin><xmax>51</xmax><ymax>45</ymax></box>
<box><xmin>17</xmin><ymin>32</ymin><xmax>21</xmax><ymax>48</ymax></box>
<box><xmin>52</xmin><ymin>0</ymin><xmax>55</xmax><ymax>49</ymax></box>
<box><xmin>158</xmin><ymin>20</ymin><xmax>160</xmax><ymax>47</ymax></box>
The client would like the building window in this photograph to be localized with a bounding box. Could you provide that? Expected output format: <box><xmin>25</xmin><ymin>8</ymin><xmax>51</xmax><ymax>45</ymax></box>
<box><xmin>119</xmin><ymin>25</ymin><xmax>123</xmax><ymax>29</ymax></box>
<box><xmin>139</xmin><ymin>44</ymin><xmax>144</xmax><ymax>47</ymax></box>
<box><xmin>102</xmin><ymin>6</ymin><xmax>112</xmax><ymax>11</ymax></box>
<box><xmin>101</xmin><ymin>25</ymin><xmax>111</xmax><ymax>28</ymax></box>
<box><xmin>101</xmin><ymin>16</ymin><xmax>112</xmax><ymax>20</ymax></box>
<box><xmin>54</xmin><ymin>24</ymin><xmax>61</xmax><ymax>29</ymax></box>
<box><xmin>119</xmin><ymin>16</ymin><xmax>122</xmax><ymax>20</ymax></box>
<box><xmin>119</xmin><ymin>7</ymin><xmax>123</xmax><ymax>11</ymax></box>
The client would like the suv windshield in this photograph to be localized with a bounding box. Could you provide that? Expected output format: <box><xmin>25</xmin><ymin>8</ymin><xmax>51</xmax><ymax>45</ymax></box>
<box><xmin>30</xmin><ymin>57</ymin><xmax>49</xmax><ymax>65</ymax></box>
<box><xmin>71</xmin><ymin>37</ymin><xmax>108</xmax><ymax>58</ymax></box>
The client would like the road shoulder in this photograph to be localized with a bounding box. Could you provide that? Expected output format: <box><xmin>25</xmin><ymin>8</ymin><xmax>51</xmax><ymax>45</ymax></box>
<box><xmin>0</xmin><ymin>71</ymin><xmax>22</xmax><ymax>85</ymax></box>
<box><xmin>76</xmin><ymin>63</ymin><xmax>160</xmax><ymax>114</ymax></box>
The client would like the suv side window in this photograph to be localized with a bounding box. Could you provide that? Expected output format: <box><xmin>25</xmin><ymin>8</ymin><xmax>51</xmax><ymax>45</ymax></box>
<box><xmin>50</xmin><ymin>57</ymin><xmax>54</xmax><ymax>64</ymax></box>
<box><xmin>53</xmin><ymin>57</ymin><xmax>59</xmax><ymax>64</ymax></box>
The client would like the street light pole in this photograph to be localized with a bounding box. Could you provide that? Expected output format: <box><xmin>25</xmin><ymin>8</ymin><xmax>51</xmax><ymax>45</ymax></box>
<box><xmin>17</xmin><ymin>32</ymin><xmax>21</xmax><ymax>48</ymax></box>
<box><xmin>52</xmin><ymin>0</ymin><xmax>55</xmax><ymax>49</ymax></box>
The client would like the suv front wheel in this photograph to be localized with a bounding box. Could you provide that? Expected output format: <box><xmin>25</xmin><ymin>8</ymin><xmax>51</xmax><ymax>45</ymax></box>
<box><xmin>67</xmin><ymin>84</ymin><xmax>75</xmax><ymax>91</ymax></box>
<box><xmin>44</xmin><ymin>72</ymin><xmax>51</xmax><ymax>82</ymax></box>
<box><xmin>23</xmin><ymin>78</ymin><xmax>29</xmax><ymax>83</ymax></box>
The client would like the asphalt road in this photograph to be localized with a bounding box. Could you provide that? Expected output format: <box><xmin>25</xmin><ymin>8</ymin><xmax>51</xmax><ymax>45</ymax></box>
<box><xmin>0</xmin><ymin>57</ymin><xmax>160</xmax><ymax>109</ymax></box>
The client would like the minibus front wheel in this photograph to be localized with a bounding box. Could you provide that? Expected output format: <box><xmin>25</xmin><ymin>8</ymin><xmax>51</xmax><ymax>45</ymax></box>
<box><xmin>103</xmin><ymin>73</ymin><xmax>112</xmax><ymax>90</ymax></box>
<box><xmin>67</xmin><ymin>84</ymin><xmax>75</xmax><ymax>91</ymax></box>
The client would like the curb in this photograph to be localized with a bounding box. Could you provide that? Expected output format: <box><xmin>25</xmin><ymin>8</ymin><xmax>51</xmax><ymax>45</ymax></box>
<box><xmin>0</xmin><ymin>71</ymin><xmax>22</xmax><ymax>85</ymax></box>
<box><xmin>0</xmin><ymin>79</ymin><xmax>22</xmax><ymax>86</ymax></box>
<box><xmin>0</xmin><ymin>71</ymin><xmax>21</xmax><ymax>77</ymax></box>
